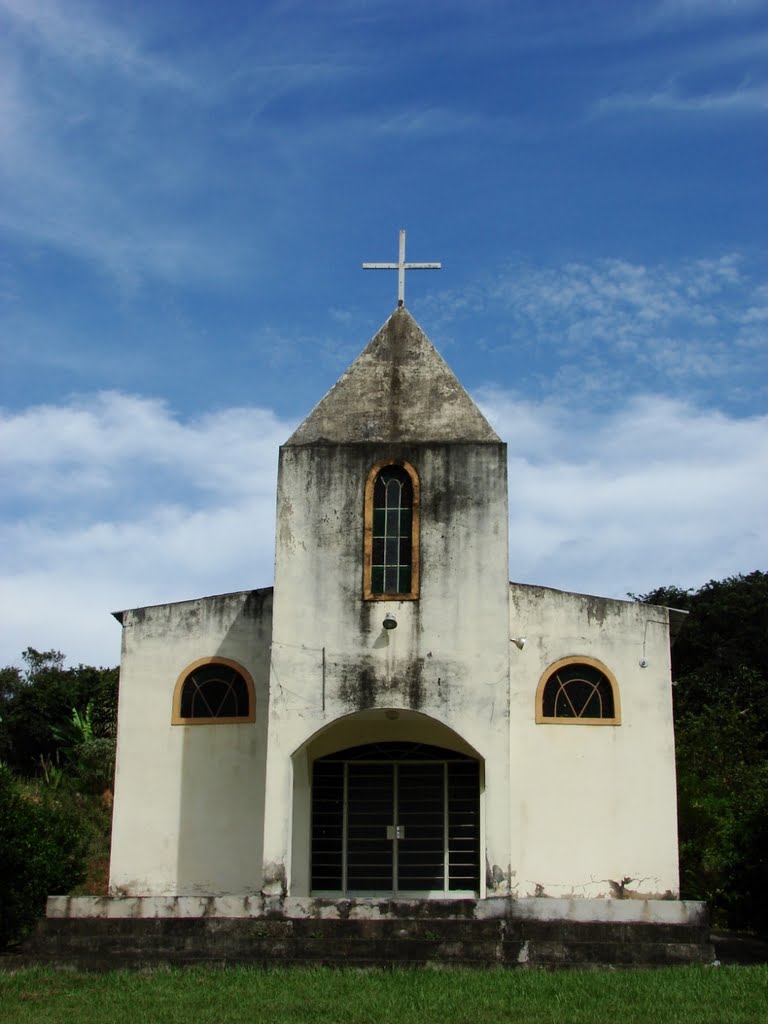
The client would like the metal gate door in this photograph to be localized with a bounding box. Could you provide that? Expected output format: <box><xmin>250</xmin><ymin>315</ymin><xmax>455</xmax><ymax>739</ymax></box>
<box><xmin>311</xmin><ymin>742</ymin><xmax>479</xmax><ymax>896</ymax></box>
<box><xmin>346</xmin><ymin>762</ymin><xmax>395</xmax><ymax>891</ymax></box>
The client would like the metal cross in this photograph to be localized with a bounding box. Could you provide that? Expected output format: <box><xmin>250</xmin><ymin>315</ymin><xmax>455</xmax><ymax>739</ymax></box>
<box><xmin>363</xmin><ymin>230</ymin><xmax>441</xmax><ymax>307</ymax></box>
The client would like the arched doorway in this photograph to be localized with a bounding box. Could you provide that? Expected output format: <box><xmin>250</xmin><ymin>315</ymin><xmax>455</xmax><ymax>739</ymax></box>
<box><xmin>311</xmin><ymin>740</ymin><xmax>480</xmax><ymax>897</ymax></box>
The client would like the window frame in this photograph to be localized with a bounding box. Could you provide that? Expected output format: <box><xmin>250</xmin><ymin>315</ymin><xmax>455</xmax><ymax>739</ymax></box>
<box><xmin>172</xmin><ymin>657</ymin><xmax>256</xmax><ymax>725</ymax></box>
<box><xmin>535</xmin><ymin>656</ymin><xmax>621</xmax><ymax>726</ymax></box>
<box><xmin>363</xmin><ymin>459</ymin><xmax>420</xmax><ymax>602</ymax></box>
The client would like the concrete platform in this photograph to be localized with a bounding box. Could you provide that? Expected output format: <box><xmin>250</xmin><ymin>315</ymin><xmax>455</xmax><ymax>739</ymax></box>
<box><xmin>20</xmin><ymin>896</ymin><xmax>715</xmax><ymax>970</ymax></box>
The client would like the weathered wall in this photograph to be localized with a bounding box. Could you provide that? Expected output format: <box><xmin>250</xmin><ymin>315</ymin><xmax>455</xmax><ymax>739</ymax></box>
<box><xmin>508</xmin><ymin>584</ymin><xmax>680</xmax><ymax>898</ymax></box>
<box><xmin>109</xmin><ymin>589</ymin><xmax>272</xmax><ymax>896</ymax></box>
<box><xmin>106</xmin><ymin>304</ymin><xmax>681</xmax><ymax>906</ymax></box>
<box><xmin>262</xmin><ymin>440</ymin><xmax>511</xmax><ymax>896</ymax></box>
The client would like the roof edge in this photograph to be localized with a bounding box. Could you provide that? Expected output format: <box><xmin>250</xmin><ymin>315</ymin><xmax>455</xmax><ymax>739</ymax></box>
<box><xmin>112</xmin><ymin>585</ymin><xmax>274</xmax><ymax>623</ymax></box>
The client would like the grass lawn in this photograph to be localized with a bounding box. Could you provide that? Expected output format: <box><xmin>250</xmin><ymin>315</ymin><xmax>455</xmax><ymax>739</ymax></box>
<box><xmin>0</xmin><ymin>965</ymin><xmax>767</xmax><ymax>1024</ymax></box>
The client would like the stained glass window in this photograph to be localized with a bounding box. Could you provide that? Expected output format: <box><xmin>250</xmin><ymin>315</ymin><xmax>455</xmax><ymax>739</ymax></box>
<box><xmin>370</xmin><ymin>466</ymin><xmax>413</xmax><ymax>595</ymax></box>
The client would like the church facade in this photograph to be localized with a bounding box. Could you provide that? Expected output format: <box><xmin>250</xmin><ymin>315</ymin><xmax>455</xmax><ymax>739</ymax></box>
<box><xmin>108</xmin><ymin>308</ymin><xmax>683</xmax><ymax>905</ymax></box>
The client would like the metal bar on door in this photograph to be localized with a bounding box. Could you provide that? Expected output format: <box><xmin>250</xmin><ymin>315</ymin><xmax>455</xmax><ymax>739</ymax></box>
<box><xmin>393</xmin><ymin>763</ymin><xmax>399</xmax><ymax>894</ymax></box>
<box><xmin>443</xmin><ymin>763</ymin><xmax>450</xmax><ymax>893</ymax></box>
<box><xmin>342</xmin><ymin>762</ymin><xmax>348</xmax><ymax>894</ymax></box>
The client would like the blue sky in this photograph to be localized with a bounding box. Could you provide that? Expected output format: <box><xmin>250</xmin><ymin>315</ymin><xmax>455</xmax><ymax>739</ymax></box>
<box><xmin>1</xmin><ymin>0</ymin><xmax>766</xmax><ymax>667</ymax></box>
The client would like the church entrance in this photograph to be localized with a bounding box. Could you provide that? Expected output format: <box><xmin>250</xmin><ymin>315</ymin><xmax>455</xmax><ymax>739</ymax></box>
<box><xmin>311</xmin><ymin>742</ymin><xmax>480</xmax><ymax>897</ymax></box>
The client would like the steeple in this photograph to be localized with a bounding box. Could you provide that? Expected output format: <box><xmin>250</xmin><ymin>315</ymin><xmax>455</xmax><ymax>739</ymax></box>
<box><xmin>285</xmin><ymin>307</ymin><xmax>499</xmax><ymax>445</ymax></box>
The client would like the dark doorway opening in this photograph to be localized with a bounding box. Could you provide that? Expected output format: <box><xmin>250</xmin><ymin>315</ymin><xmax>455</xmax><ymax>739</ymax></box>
<box><xmin>311</xmin><ymin>742</ymin><xmax>480</xmax><ymax>896</ymax></box>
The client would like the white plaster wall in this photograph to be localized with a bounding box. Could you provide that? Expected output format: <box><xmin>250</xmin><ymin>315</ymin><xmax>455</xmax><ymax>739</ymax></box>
<box><xmin>508</xmin><ymin>584</ymin><xmax>680</xmax><ymax>898</ymax></box>
<box><xmin>262</xmin><ymin>441</ymin><xmax>511</xmax><ymax>896</ymax></box>
<box><xmin>109</xmin><ymin>590</ymin><xmax>272</xmax><ymax>896</ymax></box>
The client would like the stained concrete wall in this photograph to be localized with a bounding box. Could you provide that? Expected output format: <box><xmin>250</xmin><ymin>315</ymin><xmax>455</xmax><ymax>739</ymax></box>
<box><xmin>261</xmin><ymin>440</ymin><xmax>511</xmax><ymax>897</ymax></box>
<box><xmin>109</xmin><ymin>589</ymin><xmax>272</xmax><ymax>896</ymax></box>
<box><xmin>106</xmin><ymin>306</ymin><xmax>681</xmax><ymax>905</ymax></box>
<box><xmin>508</xmin><ymin>584</ymin><xmax>680</xmax><ymax>899</ymax></box>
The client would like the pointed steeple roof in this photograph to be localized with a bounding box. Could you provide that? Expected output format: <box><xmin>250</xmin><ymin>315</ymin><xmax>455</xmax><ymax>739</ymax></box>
<box><xmin>286</xmin><ymin>307</ymin><xmax>499</xmax><ymax>445</ymax></box>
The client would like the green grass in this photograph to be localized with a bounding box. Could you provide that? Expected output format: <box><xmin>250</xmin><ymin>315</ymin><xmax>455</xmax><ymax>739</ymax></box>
<box><xmin>1</xmin><ymin>966</ymin><xmax>767</xmax><ymax>1024</ymax></box>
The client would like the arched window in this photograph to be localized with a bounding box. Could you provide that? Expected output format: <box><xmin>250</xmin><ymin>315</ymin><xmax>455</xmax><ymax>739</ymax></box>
<box><xmin>172</xmin><ymin>658</ymin><xmax>256</xmax><ymax>725</ymax></box>
<box><xmin>363</xmin><ymin>460</ymin><xmax>420</xmax><ymax>601</ymax></box>
<box><xmin>535</xmin><ymin>657</ymin><xmax>621</xmax><ymax>725</ymax></box>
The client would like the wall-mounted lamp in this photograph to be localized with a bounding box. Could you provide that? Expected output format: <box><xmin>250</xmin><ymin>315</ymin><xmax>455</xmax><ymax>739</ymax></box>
<box><xmin>510</xmin><ymin>636</ymin><xmax>527</xmax><ymax>651</ymax></box>
<box><xmin>383</xmin><ymin>613</ymin><xmax>398</xmax><ymax>630</ymax></box>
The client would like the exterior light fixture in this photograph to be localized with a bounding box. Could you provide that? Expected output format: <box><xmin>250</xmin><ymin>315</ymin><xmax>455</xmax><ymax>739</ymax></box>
<box><xmin>510</xmin><ymin>636</ymin><xmax>526</xmax><ymax>651</ymax></box>
<box><xmin>383</xmin><ymin>613</ymin><xmax>398</xmax><ymax>630</ymax></box>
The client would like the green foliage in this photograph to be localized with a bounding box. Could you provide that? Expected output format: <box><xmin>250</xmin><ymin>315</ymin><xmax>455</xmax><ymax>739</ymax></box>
<box><xmin>676</xmin><ymin>705</ymin><xmax>768</xmax><ymax>923</ymax></box>
<box><xmin>640</xmin><ymin>571</ymin><xmax>768</xmax><ymax>712</ymax></box>
<box><xmin>71</xmin><ymin>736</ymin><xmax>116</xmax><ymax>795</ymax></box>
<box><xmin>0</xmin><ymin>763</ymin><xmax>88</xmax><ymax>947</ymax></box>
<box><xmin>50</xmin><ymin>701</ymin><xmax>115</xmax><ymax>794</ymax></box>
<box><xmin>0</xmin><ymin>650</ymin><xmax>118</xmax><ymax>947</ymax></box>
<box><xmin>639</xmin><ymin>571</ymin><xmax>768</xmax><ymax>933</ymax></box>
<box><xmin>0</xmin><ymin>648</ymin><xmax>118</xmax><ymax>778</ymax></box>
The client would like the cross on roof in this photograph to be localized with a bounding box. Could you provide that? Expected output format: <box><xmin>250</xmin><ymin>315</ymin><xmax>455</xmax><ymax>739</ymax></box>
<box><xmin>363</xmin><ymin>230</ymin><xmax>441</xmax><ymax>307</ymax></box>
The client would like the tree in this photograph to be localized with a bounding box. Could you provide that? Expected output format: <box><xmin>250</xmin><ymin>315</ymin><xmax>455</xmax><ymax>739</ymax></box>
<box><xmin>638</xmin><ymin>572</ymin><xmax>768</xmax><ymax>933</ymax></box>
<box><xmin>640</xmin><ymin>571</ymin><xmax>768</xmax><ymax>721</ymax></box>
<box><xmin>0</xmin><ymin>649</ymin><xmax>119</xmax><ymax>947</ymax></box>
<box><xmin>0</xmin><ymin>648</ymin><xmax>118</xmax><ymax>778</ymax></box>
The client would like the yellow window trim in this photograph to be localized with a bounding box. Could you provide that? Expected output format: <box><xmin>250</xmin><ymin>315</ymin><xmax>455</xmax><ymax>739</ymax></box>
<box><xmin>535</xmin><ymin>655</ymin><xmax>621</xmax><ymax>726</ymax></box>
<box><xmin>362</xmin><ymin>458</ymin><xmax>420</xmax><ymax>602</ymax></box>
<box><xmin>172</xmin><ymin>656</ymin><xmax>256</xmax><ymax>725</ymax></box>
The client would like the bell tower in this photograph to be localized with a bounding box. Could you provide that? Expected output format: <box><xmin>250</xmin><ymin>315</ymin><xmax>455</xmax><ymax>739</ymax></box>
<box><xmin>260</xmin><ymin>303</ymin><xmax>511</xmax><ymax>898</ymax></box>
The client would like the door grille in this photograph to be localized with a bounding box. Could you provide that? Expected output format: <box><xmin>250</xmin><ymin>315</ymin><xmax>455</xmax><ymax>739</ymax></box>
<box><xmin>311</xmin><ymin>742</ymin><xmax>480</xmax><ymax>895</ymax></box>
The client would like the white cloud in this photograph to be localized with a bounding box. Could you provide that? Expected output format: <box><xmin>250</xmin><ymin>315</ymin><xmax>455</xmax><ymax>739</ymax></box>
<box><xmin>0</xmin><ymin>393</ymin><xmax>287</xmax><ymax>509</ymax></box>
<box><xmin>0</xmin><ymin>393</ymin><xmax>292</xmax><ymax>666</ymax></box>
<box><xmin>1</xmin><ymin>389</ymin><xmax>765</xmax><ymax>668</ymax></box>
<box><xmin>480</xmin><ymin>389</ymin><xmax>767</xmax><ymax>602</ymax></box>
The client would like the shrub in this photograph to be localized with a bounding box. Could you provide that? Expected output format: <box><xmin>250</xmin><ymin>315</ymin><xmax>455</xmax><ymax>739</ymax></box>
<box><xmin>0</xmin><ymin>763</ymin><xmax>88</xmax><ymax>947</ymax></box>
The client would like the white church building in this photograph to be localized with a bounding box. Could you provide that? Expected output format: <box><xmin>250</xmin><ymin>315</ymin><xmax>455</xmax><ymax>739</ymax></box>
<box><xmin>105</xmin><ymin>302</ymin><xmax>685</xmax><ymax>908</ymax></box>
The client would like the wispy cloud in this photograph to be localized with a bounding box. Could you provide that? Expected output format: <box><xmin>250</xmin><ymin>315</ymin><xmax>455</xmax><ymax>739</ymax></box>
<box><xmin>0</xmin><ymin>1</ymin><xmax>330</xmax><ymax>291</ymax></box>
<box><xmin>652</xmin><ymin>0</ymin><xmax>767</xmax><ymax>23</ymax></box>
<box><xmin>425</xmin><ymin>253</ymin><xmax>768</xmax><ymax>410</ymax></box>
<box><xmin>1</xmin><ymin>389</ymin><xmax>765</xmax><ymax>666</ymax></box>
<box><xmin>373</xmin><ymin>107</ymin><xmax>528</xmax><ymax>139</ymax></box>
<box><xmin>597</xmin><ymin>80</ymin><xmax>768</xmax><ymax>115</ymax></box>
<box><xmin>0</xmin><ymin>9</ymin><xmax>218</xmax><ymax>289</ymax></box>
<box><xmin>0</xmin><ymin>0</ymin><xmax>190</xmax><ymax>88</ymax></box>
<box><xmin>492</xmin><ymin>254</ymin><xmax>745</xmax><ymax>330</ymax></box>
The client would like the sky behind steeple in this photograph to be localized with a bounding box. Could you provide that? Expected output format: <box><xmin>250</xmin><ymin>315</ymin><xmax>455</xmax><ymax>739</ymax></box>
<box><xmin>0</xmin><ymin>0</ymin><xmax>765</xmax><ymax>666</ymax></box>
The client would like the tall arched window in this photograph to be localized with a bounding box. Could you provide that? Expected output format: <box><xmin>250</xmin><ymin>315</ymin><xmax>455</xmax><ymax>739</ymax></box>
<box><xmin>363</xmin><ymin>460</ymin><xmax>420</xmax><ymax>601</ymax></box>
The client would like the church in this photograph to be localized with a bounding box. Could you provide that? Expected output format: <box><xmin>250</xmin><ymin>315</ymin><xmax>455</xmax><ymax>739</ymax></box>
<box><xmin>41</xmin><ymin>238</ymin><xmax>713</xmax><ymax>967</ymax></box>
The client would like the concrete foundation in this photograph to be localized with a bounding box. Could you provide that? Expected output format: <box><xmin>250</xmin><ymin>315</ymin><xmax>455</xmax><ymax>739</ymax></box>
<box><xmin>25</xmin><ymin>896</ymin><xmax>715</xmax><ymax>969</ymax></box>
